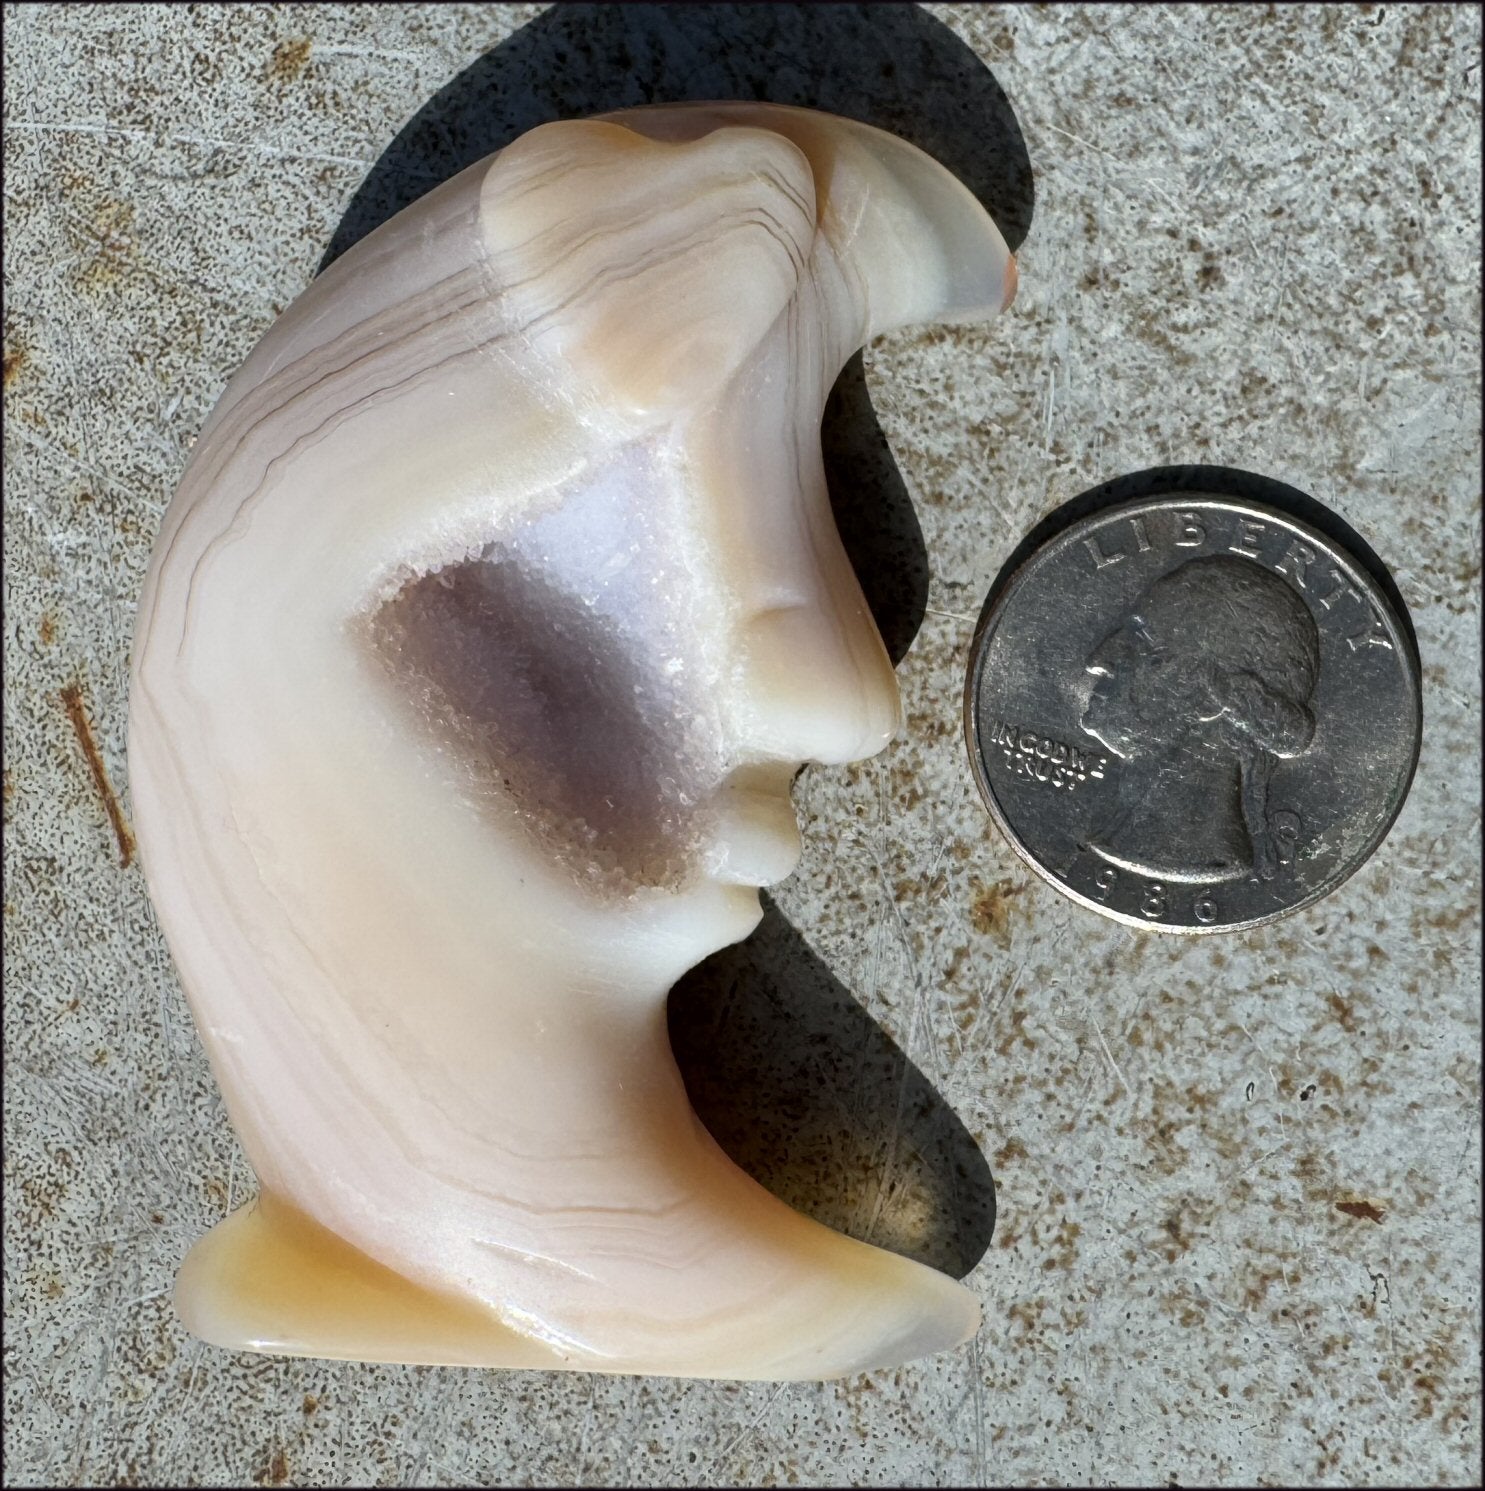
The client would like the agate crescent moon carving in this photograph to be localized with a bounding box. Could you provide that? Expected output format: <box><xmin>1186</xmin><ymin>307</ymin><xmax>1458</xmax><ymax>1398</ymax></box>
<box><xmin>129</xmin><ymin>104</ymin><xmax>1017</xmax><ymax>1380</ymax></box>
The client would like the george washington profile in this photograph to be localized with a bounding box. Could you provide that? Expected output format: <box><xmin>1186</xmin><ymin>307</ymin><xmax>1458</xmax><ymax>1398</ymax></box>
<box><xmin>1079</xmin><ymin>556</ymin><xmax>1319</xmax><ymax>882</ymax></box>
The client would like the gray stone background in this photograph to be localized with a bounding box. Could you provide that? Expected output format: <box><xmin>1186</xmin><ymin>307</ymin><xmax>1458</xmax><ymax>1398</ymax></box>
<box><xmin>3</xmin><ymin>3</ymin><xmax>1480</xmax><ymax>1485</ymax></box>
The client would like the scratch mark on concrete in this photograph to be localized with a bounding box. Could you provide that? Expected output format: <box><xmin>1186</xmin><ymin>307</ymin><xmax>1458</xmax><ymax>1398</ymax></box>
<box><xmin>57</xmin><ymin>196</ymin><xmax>282</xmax><ymax>316</ymax></box>
<box><xmin>573</xmin><ymin>1378</ymin><xmax>600</xmax><ymax>1486</ymax></box>
<box><xmin>969</xmin><ymin>1331</ymin><xmax>988</xmax><ymax>1487</ymax></box>
<box><xmin>9</xmin><ymin>417</ymin><xmax>165</xmax><ymax>516</ymax></box>
<box><xmin>1090</xmin><ymin>1013</ymin><xmax>1133</xmax><ymax>1099</ymax></box>
<box><xmin>314</xmin><ymin>44</ymin><xmax>425</xmax><ymax>62</ymax></box>
<box><xmin>708</xmin><ymin>1383</ymin><xmax>786</xmax><ymax>1483</ymax></box>
<box><xmin>1232</xmin><ymin>1142</ymin><xmax>1290</xmax><ymax>1181</ymax></box>
<box><xmin>5</xmin><ymin>117</ymin><xmax>373</xmax><ymax>170</ymax></box>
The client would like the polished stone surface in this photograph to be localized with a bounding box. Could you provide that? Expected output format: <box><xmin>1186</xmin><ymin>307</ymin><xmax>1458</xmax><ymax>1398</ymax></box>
<box><xmin>4</xmin><ymin>3</ymin><xmax>1479</xmax><ymax>1484</ymax></box>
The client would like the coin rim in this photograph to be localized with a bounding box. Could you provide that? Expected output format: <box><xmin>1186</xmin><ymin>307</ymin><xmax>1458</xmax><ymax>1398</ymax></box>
<box><xmin>963</xmin><ymin>492</ymin><xmax>1423</xmax><ymax>934</ymax></box>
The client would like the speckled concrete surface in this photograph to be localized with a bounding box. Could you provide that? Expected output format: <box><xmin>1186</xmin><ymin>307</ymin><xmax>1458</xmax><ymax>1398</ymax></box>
<box><xmin>4</xmin><ymin>3</ymin><xmax>1480</xmax><ymax>1485</ymax></box>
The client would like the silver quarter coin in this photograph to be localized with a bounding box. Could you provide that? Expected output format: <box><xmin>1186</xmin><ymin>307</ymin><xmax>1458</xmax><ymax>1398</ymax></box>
<box><xmin>964</xmin><ymin>495</ymin><xmax>1421</xmax><ymax>933</ymax></box>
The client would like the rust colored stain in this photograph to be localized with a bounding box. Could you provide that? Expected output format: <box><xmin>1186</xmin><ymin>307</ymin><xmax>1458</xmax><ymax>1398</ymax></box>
<box><xmin>3</xmin><ymin>344</ymin><xmax>26</xmax><ymax>389</ymax></box>
<box><xmin>268</xmin><ymin>36</ymin><xmax>312</xmax><ymax>81</ymax></box>
<box><xmin>59</xmin><ymin>681</ymin><xmax>136</xmax><ymax>868</ymax></box>
<box><xmin>254</xmin><ymin>1447</ymin><xmax>290</xmax><ymax>1485</ymax></box>
<box><xmin>971</xmin><ymin>878</ymin><xmax>1023</xmax><ymax>946</ymax></box>
<box><xmin>1335</xmin><ymin>1197</ymin><xmax>1387</xmax><ymax>1224</ymax></box>
<box><xmin>39</xmin><ymin>613</ymin><xmax>56</xmax><ymax>645</ymax></box>
<box><xmin>1326</xmin><ymin>991</ymin><xmax>1361</xmax><ymax>1033</ymax></box>
<box><xmin>994</xmin><ymin>1135</ymin><xmax>1028</xmax><ymax>1167</ymax></box>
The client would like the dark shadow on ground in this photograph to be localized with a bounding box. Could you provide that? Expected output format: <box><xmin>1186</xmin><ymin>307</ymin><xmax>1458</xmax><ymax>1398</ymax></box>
<box><xmin>668</xmin><ymin>896</ymin><xmax>995</xmax><ymax>1279</ymax></box>
<box><xmin>320</xmin><ymin>3</ymin><xmax>1033</xmax><ymax>272</ymax></box>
